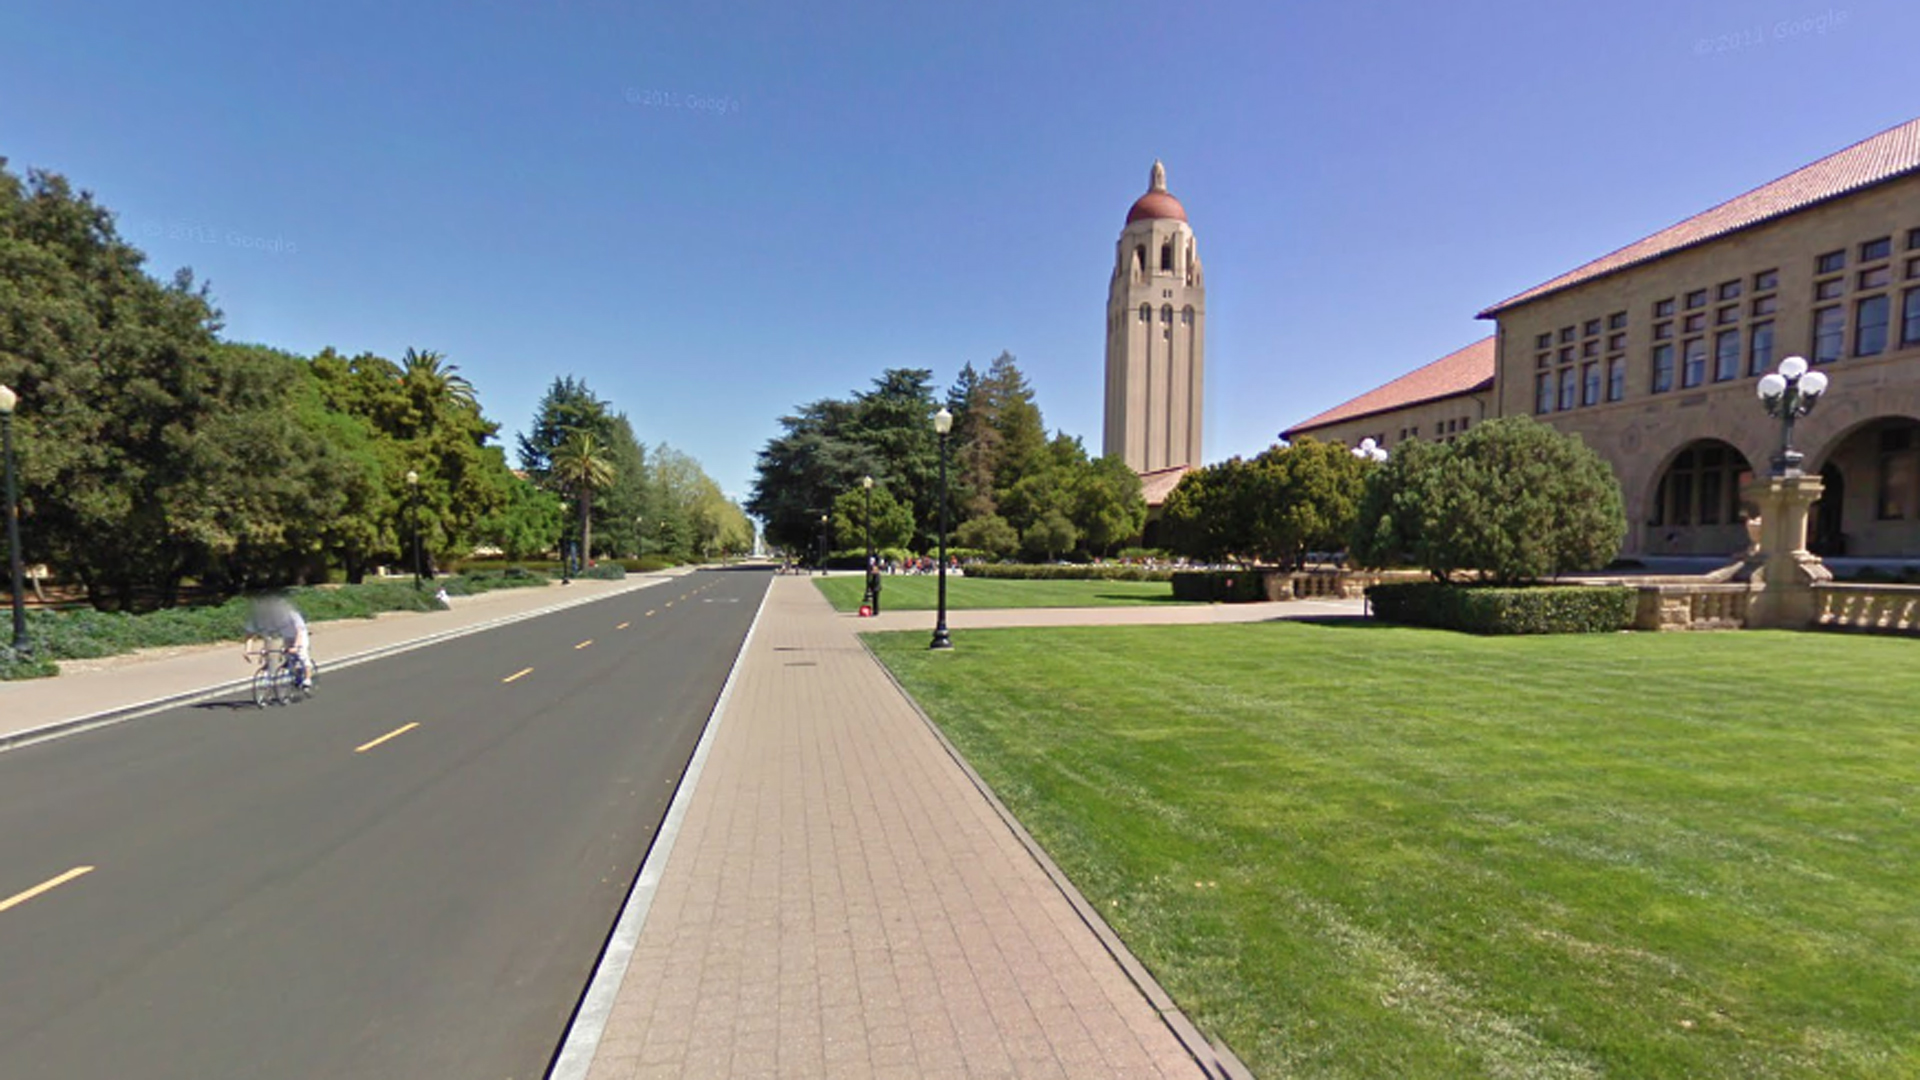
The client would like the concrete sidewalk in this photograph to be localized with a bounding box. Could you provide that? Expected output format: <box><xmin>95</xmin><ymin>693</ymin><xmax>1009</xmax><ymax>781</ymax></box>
<box><xmin>583</xmin><ymin>576</ymin><xmax>1227</xmax><ymax>1080</ymax></box>
<box><xmin>0</xmin><ymin>571</ymin><xmax>691</xmax><ymax>745</ymax></box>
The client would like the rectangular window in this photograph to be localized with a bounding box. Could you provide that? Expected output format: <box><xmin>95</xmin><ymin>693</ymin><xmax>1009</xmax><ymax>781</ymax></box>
<box><xmin>1672</xmin><ymin>471</ymin><xmax>1694</xmax><ymax>526</ymax></box>
<box><xmin>1904</xmin><ymin>288</ymin><xmax>1920</xmax><ymax>345</ymax></box>
<box><xmin>1816</xmin><ymin>278</ymin><xmax>1846</xmax><ymax>300</ymax></box>
<box><xmin>1700</xmin><ymin>469</ymin><xmax>1724</xmax><ymax>525</ymax></box>
<box><xmin>1862</xmin><ymin>237</ymin><xmax>1892</xmax><ymax>262</ymax></box>
<box><xmin>1655</xmin><ymin>298</ymin><xmax>1676</xmax><ymax>318</ymax></box>
<box><xmin>1749</xmin><ymin>320</ymin><xmax>1775</xmax><ymax>375</ymax></box>
<box><xmin>1813</xmin><ymin>306</ymin><xmax>1846</xmax><ymax>363</ymax></box>
<box><xmin>1583</xmin><ymin>319</ymin><xmax>1602</xmax><ymax>337</ymax></box>
<box><xmin>1559</xmin><ymin>326</ymin><xmax>1576</xmax><ymax>344</ymax></box>
<box><xmin>1909</xmin><ymin>228</ymin><xmax>1920</xmax><ymax>250</ymax></box>
<box><xmin>1654</xmin><ymin>321</ymin><xmax>1674</xmax><ymax>340</ymax></box>
<box><xmin>1609</xmin><ymin>312</ymin><xmax>1628</xmax><ymax>330</ymax></box>
<box><xmin>1718</xmin><ymin>280</ymin><xmax>1742</xmax><ymax>301</ymax></box>
<box><xmin>1559</xmin><ymin>346</ymin><xmax>1575</xmax><ymax>363</ymax></box>
<box><xmin>1460</xmin><ymin>417</ymin><xmax>1471</xmax><ymax>430</ymax></box>
<box><xmin>1536</xmin><ymin>332</ymin><xmax>1553</xmax><ymax>349</ymax></box>
<box><xmin>1608</xmin><ymin>332</ymin><xmax>1626</xmax><ymax>351</ymax></box>
<box><xmin>1755</xmin><ymin>269</ymin><xmax>1779</xmax><ymax>291</ymax></box>
<box><xmin>1536</xmin><ymin>351</ymin><xmax>1551</xmax><ymax>369</ymax></box>
<box><xmin>1818</xmin><ymin>250</ymin><xmax>1847</xmax><ymax>274</ymax></box>
<box><xmin>1684</xmin><ymin>313</ymin><xmax>1706</xmax><ymax>333</ymax></box>
<box><xmin>1879</xmin><ymin>451</ymin><xmax>1915</xmax><ymax>520</ymax></box>
<box><xmin>1856</xmin><ymin>294</ymin><xmax>1890</xmax><ymax>356</ymax></box>
<box><xmin>1717</xmin><ymin>305</ymin><xmax>1740</xmax><ymax>325</ymax></box>
<box><xmin>1607</xmin><ymin>357</ymin><xmax>1625</xmax><ymax>401</ymax></box>
<box><xmin>1559</xmin><ymin>368</ymin><xmax>1577</xmax><ymax>411</ymax></box>
<box><xmin>1714</xmin><ymin>329</ymin><xmax>1741</xmax><ymax>381</ymax></box>
<box><xmin>1582</xmin><ymin>340</ymin><xmax>1599</xmax><ymax>358</ymax></box>
<box><xmin>1582</xmin><ymin>362</ymin><xmax>1600</xmax><ymax>406</ymax></box>
<box><xmin>1535</xmin><ymin>373</ymin><xmax>1554</xmax><ymax>414</ymax></box>
<box><xmin>1685</xmin><ymin>289</ymin><xmax>1708</xmax><ymax>309</ymax></box>
<box><xmin>1753</xmin><ymin>295</ymin><xmax>1777</xmax><ymax>316</ymax></box>
<box><xmin>1651</xmin><ymin>344</ymin><xmax>1675</xmax><ymax>392</ymax></box>
<box><xmin>1682</xmin><ymin>338</ymin><xmax>1707</xmax><ymax>387</ymax></box>
<box><xmin>1908</xmin><ymin>256</ymin><xmax>1920</xmax><ymax>279</ymax></box>
<box><xmin>1861</xmin><ymin>266</ymin><xmax>1892</xmax><ymax>289</ymax></box>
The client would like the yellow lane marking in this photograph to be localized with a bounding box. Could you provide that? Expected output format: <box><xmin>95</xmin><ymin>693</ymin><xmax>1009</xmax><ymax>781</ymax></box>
<box><xmin>575</xmin><ymin>639</ymin><xmax>594</xmax><ymax>650</ymax></box>
<box><xmin>503</xmin><ymin>667</ymin><xmax>534</xmax><ymax>683</ymax></box>
<box><xmin>616</xmin><ymin>621</ymin><xmax>630</xmax><ymax>630</ymax></box>
<box><xmin>354</xmin><ymin>723</ymin><xmax>420</xmax><ymax>754</ymax></box>
<box><xmin>0</xmin><ymin>866</ymin><xmax>95</xmax><ymax>914</ymax></box>
<box><xmin>664</xmin><ymin>602</ymin><xmax>673</xmax><ymax>608</ymax></box>
<box><xmin>645</xmin><ymin>610</ymin><xmax>656</xmax><ymax>617</ymax></box>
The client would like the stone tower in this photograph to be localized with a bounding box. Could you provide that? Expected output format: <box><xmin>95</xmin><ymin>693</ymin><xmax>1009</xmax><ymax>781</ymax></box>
<box><xmin>1104</xmin><ymin>160</ymin><xmax>1205</xmax><ymax>474</ymax></box>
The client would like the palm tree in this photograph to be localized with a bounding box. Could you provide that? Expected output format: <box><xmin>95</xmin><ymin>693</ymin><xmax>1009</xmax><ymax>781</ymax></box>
<box><xmin>401</xmin><ymin>348</ymin><xmax>477</xmax><ymax>411</ymax></box>
<box><xmin>550</xmin><ymin>430</ymin><xmax>616</xmax><ymax>562</ymax></box>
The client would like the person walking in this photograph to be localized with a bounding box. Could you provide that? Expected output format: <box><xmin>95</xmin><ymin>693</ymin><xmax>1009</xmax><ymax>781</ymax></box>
<box><xmin>864</xmin><ymin>556</ymin><xmax>883</xmax><ymax>615</ymax></box>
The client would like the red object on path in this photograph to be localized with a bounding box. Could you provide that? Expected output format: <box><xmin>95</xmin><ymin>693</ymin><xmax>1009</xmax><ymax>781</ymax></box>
<box><xmin>859</xmin><ymin>605</ymin><xmax>872</xmax><ymax>617</ymax></box>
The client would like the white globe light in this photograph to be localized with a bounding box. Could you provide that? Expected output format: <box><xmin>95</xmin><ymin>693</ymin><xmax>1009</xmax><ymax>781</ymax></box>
<box><xmin>933</xmin><ymin>407</ymin><xmax>953</xmax><ymax>435</ymax></box>
<box><xmin>1757</xmin><ymin>373</ymin><xmax>1787</xmax><ymax>399</ymax></box>
<box><xmin>1779</xmin><ymin>355</ymin><xmax>1808</xmax><ymax>379</ymax></box>
<box><xmin>0</xmin><ymin>384</ymin><xmax>16</xmax><ymax>415</ymax></box>
<box><xmin>1800</xmin><ymin>370</ymin><xmax>1829</xmax><ymax>396</ymax></box>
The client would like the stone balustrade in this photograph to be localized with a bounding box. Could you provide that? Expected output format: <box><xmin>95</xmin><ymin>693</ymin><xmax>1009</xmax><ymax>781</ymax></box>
<box><xmin>1631</xmin><ymin>583</ymin><xmax>1751</xmax><ymax>631</ymax></box>
<box><xmin>1813</xmin><ymin>583</ymin><xmax>1920</xmax><ymax>634</ymax></box>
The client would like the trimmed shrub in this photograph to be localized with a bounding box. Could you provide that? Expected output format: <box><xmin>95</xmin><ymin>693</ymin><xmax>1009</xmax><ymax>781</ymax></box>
<box><xmin>1366</xmin><ymin>582</ymin><xmax>1636</xmax><ymax>635</ymax></box>
<box><xmin>581</xmin><ymin>563</ymin><xmax>628</xmax><ymax>580</ymax></box>
<box><xmin>1171</xmin><ymin>570</ymin><xmax>1270</xmax><ymax>602</ymax></box>
<box><xmin>0</xmin><ymin>649</ymin><xmax>59</xmax><ymax>681</ymax></box>
<box><xmin>965</xmin><ymin>563</ymin><xmax>1175</xmax><ymax>582</ymax></box>
<box><xmin>621</xmin><ymin>555</ymin><xmax>678</xmax><ymax>573</ymax></box>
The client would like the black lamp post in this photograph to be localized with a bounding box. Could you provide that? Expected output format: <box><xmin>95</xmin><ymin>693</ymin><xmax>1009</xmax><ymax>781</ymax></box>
<box><xmin>1</xmin><ymin>384</ymin><xmax>28</xmax><ymax>655</ymax></box>
<box><xmin>405</xmin><ymin>469</ymin><xmax>423</xmax><ymax>590</ymax></box>
<box><xmin>861</xmin><ymin>475</ymin><xmax>874</xmax><ymax>563</ymax></box>
<box><xmin>1757</xmin><ymin>355</ymin><xmax>1830</xmax><ymax>476</ymax></box>
<box><xmin>636</xmin><ymin>516</ymin><xmax>645</xmax><ymax>559</ymax></box>
<box><xmin>930</xmin><ymin>406</ymin><xmax>953</xmax><ymax>650</ymax></box>
<box><xmin>818</xmin><ymin>513</ymin><xmax>829</xmax><ymax>576</ymax></box>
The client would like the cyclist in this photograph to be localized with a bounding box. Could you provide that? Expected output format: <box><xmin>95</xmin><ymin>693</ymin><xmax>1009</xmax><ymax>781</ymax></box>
<box><xmin>244</xmin><ymin>592</ymin><xmax>313</xmax><ymax>690</ymax></box>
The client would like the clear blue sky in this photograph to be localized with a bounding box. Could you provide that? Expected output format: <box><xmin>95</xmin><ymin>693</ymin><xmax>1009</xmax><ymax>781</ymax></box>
<box><xmin>5</xmin><ymin>0</ymin><xmax>1914</xmax><ymax>503</ymax></box>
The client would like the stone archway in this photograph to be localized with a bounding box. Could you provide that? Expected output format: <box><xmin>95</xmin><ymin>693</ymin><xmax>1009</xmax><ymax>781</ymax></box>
<box><xmin>1805</xmin><ymin>414</ymin><xmax>1920</xmax><ymax>559</ymax></box>
<box><xmin>1641</xmin><ymin>438</ymin><xmax>1755</xmax><ymax>557</ymax></box>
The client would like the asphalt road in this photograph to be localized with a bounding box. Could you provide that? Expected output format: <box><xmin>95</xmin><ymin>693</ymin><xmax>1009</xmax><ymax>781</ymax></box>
<box><xmin>0</xmin><ymin>567</ymin><xmax>772</xmax><ymax>1080</ymax></box>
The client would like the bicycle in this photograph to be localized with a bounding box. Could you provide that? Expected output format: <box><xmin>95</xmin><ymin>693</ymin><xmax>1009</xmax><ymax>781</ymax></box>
<box><xmin>245</xmin><ymin>637</ymin><xmax>316</xmax><ymax>707</ymax></box>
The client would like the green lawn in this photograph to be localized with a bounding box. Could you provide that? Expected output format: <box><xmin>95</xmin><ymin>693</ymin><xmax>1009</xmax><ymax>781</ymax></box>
<box><xmin>811</xmin><ymin>573</ymin><xmax>1182</xmax><ymax>612</ymax></box>
<box><xmin>869</xmin><ymin>624</ymin><xmax>1920</xmax><ymax>1079</ymax></box>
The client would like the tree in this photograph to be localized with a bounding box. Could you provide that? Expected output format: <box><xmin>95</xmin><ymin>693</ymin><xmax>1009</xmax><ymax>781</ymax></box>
<box><xmin>475</xmin><ymin>476</ymin><xmax>564</xmax><ymax>560</ymax></box>
<box><xmin>550</xmin><ymin>430</ymin><xmax>616</xmax><ymax>562</ymax></box>
<box><xmin>519</xmin><ymin>376</ymin><xmax>610</xmax><ymax>482</ymax></box>
<box><xmin>1350</xmin><ymin>417</ymin><xmax>1626</xmax><ymax>583</ymax></box>
<box><xmin>1162</xmin><ymin>459</ymin><xmax>1260</xmax><ymax>565</ymax></box>
<box><xmin>1242</xmin><ymin>437</ymin><xmax>1373</xmax><ymax>567</ymax></box>
<box><xmin>1023</xmin><ymin>510</ymin><xmax>1079</xmax><ymax>561</ymax></box>
<box><xmin>831</xmin><ymin>484</ymin><xmax>914</xmax><ymax>552</ymax></box>
<box><xmin>956</xmin><ymin>514</ymin><xmax>1019</xmax><ymax>558</ymax></box>
<box><xmin>1072</xmin><ymin>455</ymin><xmax>1148</xmax><ymax>555</ymax></box>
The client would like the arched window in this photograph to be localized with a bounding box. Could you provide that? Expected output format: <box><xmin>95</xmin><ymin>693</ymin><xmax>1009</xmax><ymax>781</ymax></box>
<box><xmin>1160</xmin><ymin>242</ymin><xmax>1173</xmax><ymax>271</ymax></box>
<box><xmin>1181</xmin><ymin>306</ymin><xmax>1194</xmax><ymax>326</ymax></box>
<box><xmin>1139</xmin><ymin>304</ymin><xmax>1151</xmax><ymax>323</ymax></box>
<box><xmin>1134</xmin><ymin>245</ymin><xmax>1146</xmax><ymax>272</ymax></box>
<box><xmin>1161</xmin><ymin>304</ymin><xmax>1173</xmax><ymax>323</ymax></box>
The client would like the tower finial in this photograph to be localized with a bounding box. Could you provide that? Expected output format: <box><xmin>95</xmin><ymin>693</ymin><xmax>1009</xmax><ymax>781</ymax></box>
<box><xmin>1149</xmin><ymin>160</ymin><xmax>1167</xmax><ymax>193</ymax></box>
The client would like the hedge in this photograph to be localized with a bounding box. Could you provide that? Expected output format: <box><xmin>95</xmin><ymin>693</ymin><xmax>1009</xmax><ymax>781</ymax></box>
<box><xmin>1365</xmin><ymin>582</ymin><xmax>1636</xmax><ymax>635</ymax></box>
<box><xmin>965</xmin><ymin>563</ymin><xmax>1176</xmax><ymax>582</ymax></box>
<box><xmin>580</xmin><ymin>563</ymin><xmax>628</xmax><ymax>580</ymax></box>
<box><xmin>1170</xmin><ymin>570</ymin><xmax>1272</xmax><ymax>602</ymax></box>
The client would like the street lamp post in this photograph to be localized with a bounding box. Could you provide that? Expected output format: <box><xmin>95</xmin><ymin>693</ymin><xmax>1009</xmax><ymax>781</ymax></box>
<box><xmin>0</xmin><ymin>384</ymin><xmax>29</xmax><ymax>655</ymax></box>
<box><xmin>1757</xmin><ymin>355</ymin><xmax>1830</xmax><ymax>476</ymax></box>
<box><xmin>818</xmin><ymin>513</ymin><xmax>830</xmax><ymax>576</ymax></box>
<box><xmin>930</xmin><ymin>407</ymin><xmax>953</xmax><ymax>650</ymax></box>
<box><xmin>861</xmin><ymin>475</ymin><xmax>874</xmax><ymax>563</ymax></box>
<box><xmin>405</xmin><ymin>469</ymin><xmax>423</xmax><ymax>590</ymax></box>
<box><xmin>636</xmin><ymin>516</ymin><xmax>645</xmax><ymax>559</ymax></box>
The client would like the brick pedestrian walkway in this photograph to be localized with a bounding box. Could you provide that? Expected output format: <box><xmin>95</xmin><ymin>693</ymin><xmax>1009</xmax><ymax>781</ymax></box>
<box><xmin>584</xmin><ymin>576</ymin><xmax>1218</xmax><ymax>1079</ymax></box>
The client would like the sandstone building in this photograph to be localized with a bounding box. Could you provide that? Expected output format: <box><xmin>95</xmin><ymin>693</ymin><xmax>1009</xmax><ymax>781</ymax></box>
<box><xmin>1286</xmin><ymin>116</ymin><xmax>1920</xmax><ymax>560</ymax></box>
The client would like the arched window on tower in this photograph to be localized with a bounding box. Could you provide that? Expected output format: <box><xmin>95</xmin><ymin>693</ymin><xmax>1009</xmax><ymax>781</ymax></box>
<box><xmin>1160</xmin><ymin>242</ymin><xmax>1173</xmax><ymax>272</ymax></box>
<box><xmin>1161</xmin><ymin>304</ymin><xmax>1173</xmax><ymax>323</ymax></box>
<box><xmin>1181</xmin><ymin>306</ymin><xmax>1194</xmax><ymax>326</ymax></box>
<box><xmin>1139</xmin><ymin>304</ymin><xmax>1151</xmax><ymax>323</ymax></box>
<box><xmin>1133</xmin><ymin>246</ymin><xmax>1146</xmax><ymax>281</ymax></box>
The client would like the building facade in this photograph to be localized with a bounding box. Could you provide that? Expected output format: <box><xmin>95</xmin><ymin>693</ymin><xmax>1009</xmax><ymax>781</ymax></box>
<box><xmin>1105</xmin><ymin>160</ymin><xmax>1205</xmax><ymax>476</ymax></box>
<box><xmin>1282</xmin><ymin>338</ymin><xmax>1495</xmax><ymax>451</ymax></box>
<box><xmin>1285</xmin><ymin>116</ymin><xmax>1920</xmax><ymax>562</ymax></box>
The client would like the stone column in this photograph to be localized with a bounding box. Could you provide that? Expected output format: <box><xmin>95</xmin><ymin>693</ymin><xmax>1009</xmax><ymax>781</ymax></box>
<box><xmin>1740</xmin><ymin>474</ymin><xmax>1831</xmax><ymax>629</ymax></box>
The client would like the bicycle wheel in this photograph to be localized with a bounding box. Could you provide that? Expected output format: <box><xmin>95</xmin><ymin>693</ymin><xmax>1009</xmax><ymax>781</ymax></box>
<box><xmin>252</xmin><ymin>659</ymin><xmax>275</xmax><ymax>708</ymax></box>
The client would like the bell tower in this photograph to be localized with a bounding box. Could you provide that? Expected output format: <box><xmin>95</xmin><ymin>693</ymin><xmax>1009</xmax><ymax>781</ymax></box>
<box><xmin>1104</xmin><ymin>160</ymin><xmax>1205</xmax><ymax>474</ymax></box>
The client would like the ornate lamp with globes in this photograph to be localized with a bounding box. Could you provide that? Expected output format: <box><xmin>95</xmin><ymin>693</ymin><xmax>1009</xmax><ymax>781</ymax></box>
<box><xmin>1740</xmin><ymin>356</ymin><xmax>1833</xmax><ymax>627</ymax></box>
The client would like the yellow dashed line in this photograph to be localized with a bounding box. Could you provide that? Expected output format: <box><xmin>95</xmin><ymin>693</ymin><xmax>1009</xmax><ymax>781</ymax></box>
<box><xmin>575</xmin><ymin>640</ymin><xmax>594</xmax><ymax>650</ymax></box>
<box><xmin>616</xmin><ymin>621</ymin><xmax>630</xmax><ymax>630</ymax></box>
<box><xmin>0</xmin><ymin>866</ymin><xmax>95</xmax><ymax>914</ymax></box>
<box><xmin>646</xmin><ymin>610</ymin><xmax>656</xmax><ymax>617</ymax></box>
<box><xmin>355</xmin><ymin>722</ymin><xmax>420</xmax><ymax>754</ymax></box>
<box><xmin>503</xmin><ymin>667</ymin><xmax>534</xmax><ymax>683</ymax></box>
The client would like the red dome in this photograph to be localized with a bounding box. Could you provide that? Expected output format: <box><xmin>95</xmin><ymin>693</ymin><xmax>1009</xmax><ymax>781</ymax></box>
<box><xmin>1126</xmin><ymin>191</ymin><xmax>1187</xmax><ymax>224</ymax></box>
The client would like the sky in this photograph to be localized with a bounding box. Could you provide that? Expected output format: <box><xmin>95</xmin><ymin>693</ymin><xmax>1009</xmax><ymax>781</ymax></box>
<box><xmin>4</xmin><ymin>0</ymin><xmax>1916</xmax><ymax>506</ymax></box>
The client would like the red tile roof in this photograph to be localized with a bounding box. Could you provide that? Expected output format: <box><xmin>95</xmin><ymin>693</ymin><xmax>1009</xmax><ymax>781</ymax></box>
<box><xmin>1481</xmin><ymin>116</ymin><xmax>1920</xmax><ymax>316</ymax></box>
<box><xmin>1138</xmin><ymin>465</ymin><xmax>1191</xmax><ymax>507</ymax></box>
<box><xmin>1282</xmin><ymin>337</ymin><xmax>1495</xmax><ymax>439</ymax></box>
